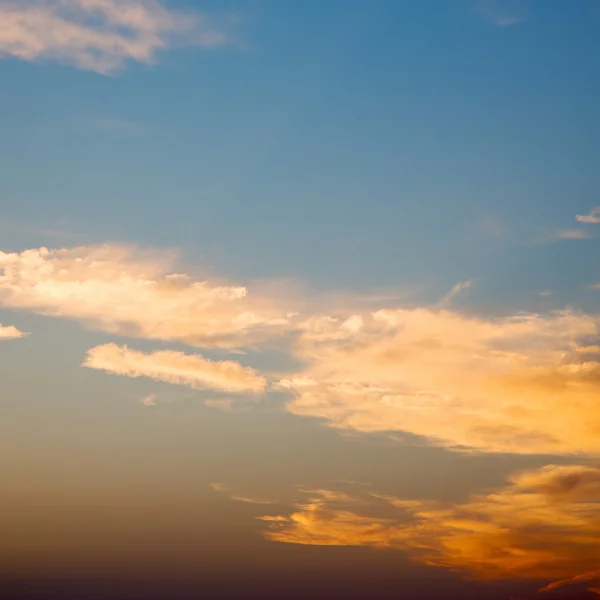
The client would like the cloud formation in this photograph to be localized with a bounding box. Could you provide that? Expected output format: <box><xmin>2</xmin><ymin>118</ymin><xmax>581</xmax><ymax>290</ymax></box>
<box><xmin>84</xmin><ymin>343</ymin><xmax>267</xmax><ymax>393</ymax></box>
<box><xmin>0</xmin><ymin>0</ymin><xmax>229</xmax><ymax>74</ymax></box>
<box><xmin>280</xmin><ymin>308</ymin><xmax>600</xmax><ymax>454</ymax></box>
<box><xmin>0</xmin><ymin>245</ymin><xmax>292</xmax><ymax>349</ymax></box>
<box><xmin>258</xmin><ymin>465</ymin><xmax>600</xmax><ymax>595</ymax></box>
<box><xmin>576</xmin><ymin>208</ymin><xmax>600</xmax><ymax>224</ymax></box>
<box><xmin>0</xmin><ymin>322</ymin><xmax>26</xmax><ymax>339</ymax></box>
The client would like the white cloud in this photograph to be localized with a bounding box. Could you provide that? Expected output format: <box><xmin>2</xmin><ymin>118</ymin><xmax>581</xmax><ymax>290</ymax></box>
<box><xmin>84</xmin><ymin>343</ymin><xmax>267</xmax><ymax>393</ymax></box>
<box><xmin>0</xmin><ymin>0</ymin><xmax>229</xmax><ymax>74</ymax></box>
<box><xmin>0</xmin><ymin>322</ymin><xmax>26</xmax><ymax>340</ymax></box>
<box><xmin>280</xmin><ymin>308</ymin><xmax>600</xmax><ymax>454</ymax></box>
<box><xmin>0</xmin><ymin>245</ymin><xmax>292</xmax><ymax>350</ymax></box>
<box><xmin>576</xmin><ymin>207</ymin><xmax>600</xmax><ymax>224</ymax></box>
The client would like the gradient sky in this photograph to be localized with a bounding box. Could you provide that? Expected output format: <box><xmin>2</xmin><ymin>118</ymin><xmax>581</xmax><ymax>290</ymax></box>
<box><xmin>2</xmin><ymin>1</ymin><xmax>600</xmax><ymax>599</ymax></box>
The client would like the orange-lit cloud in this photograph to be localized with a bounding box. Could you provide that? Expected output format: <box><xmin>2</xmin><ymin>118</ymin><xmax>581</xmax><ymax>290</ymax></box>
<box><xmin>0</xmin><ymin>0</ymin><xmax>229</xmax><ymax>74</ymax></box>
<box><xmin>257</xmin><ymin>464</ymin><xmax>600</xmax><ymax>595</ymax></box>
<box><xmin>0</xmin><ymin>322</ymin><xmax>26</xmax><ymax>340</ymax></box>
<box><xmin>280</xmin><ymin>308</ymin><xmax>600</xmax><ymax>454</ymax></box>
<box><xmin>0</xmin><ymin>245</ymin><xmax>292</xmax><ymax>350</ymax></box>
<box><xmin>84</xmin><ymin>343</ymin><xmax>267</xmax><ymax>393</ymax></box>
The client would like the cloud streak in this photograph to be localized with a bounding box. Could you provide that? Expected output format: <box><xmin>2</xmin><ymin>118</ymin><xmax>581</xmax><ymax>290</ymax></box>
<box><xmin>84</xmin><ymin>343</ymin><xmax>267</xmax><ymax>393</ymax></box>
<box><xmin>0</xmin><ymin>245</ymin><xmax>292</xmax><ymax>350</ymax></box>
<box><xmin>554</xmin><ymin>228</ymin><xmax>592</xmax><ymax>240</ymax></box>
<box><xmin>210</xmin><ymin>482</ymin><xmax>276</xmax><ymax>505</ymax></box>
<box><xmin>437</xmin><ymin>280</ymin><xmax>473</xmax><ymax>307</ymax></box>
<box><xmin>476</xmin><ymin>0</ymin><xmax>527</xmax><ymax>27</ymax></box>
<box><xmin>0</xmin><ymin>0</ymin><xmax>229</xmax><ymax>74</ymax></box>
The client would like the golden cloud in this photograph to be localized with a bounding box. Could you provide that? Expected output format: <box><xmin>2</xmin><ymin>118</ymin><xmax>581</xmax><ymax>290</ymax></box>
<box><xmin>0</xmin><ymin>322</ymin><xmax>26</xmax><ymax>340</ymax></box>
<box><xmin>84</xmin><ymin>343</ymin><xmax>267</xmax><ymax>393</ymax></box>
<box><xmin>280</xmin><ymin>308</ymin><xmax>600</xmax><ymax>454</ymax></box>
<box><xmin>258</xmin><ymin>464</ymin><xmax>600</xmax><ymax>595</ymax></box>
<box><xmin>0</xmin><ymin>245</ymin><xmax>292</xmax><ymax>349</ymax></box>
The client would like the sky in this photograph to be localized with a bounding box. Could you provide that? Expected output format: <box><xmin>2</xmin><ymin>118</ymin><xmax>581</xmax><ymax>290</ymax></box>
<box><xmin>1</xmin><ymin>1</ymin><xmax>600</xmax><ymax>599</ymax></box>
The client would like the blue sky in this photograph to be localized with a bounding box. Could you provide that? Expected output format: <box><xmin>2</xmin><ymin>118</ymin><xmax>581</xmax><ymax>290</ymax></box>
<box><xmin>2</xmin><ymin>0</ymin><xmax>599</xmax><ymax>304</ymax></box>
<box><xmin>2</xmin><ymin>2</ymin><xmax>600</xmax><ymax>599</ymax></box>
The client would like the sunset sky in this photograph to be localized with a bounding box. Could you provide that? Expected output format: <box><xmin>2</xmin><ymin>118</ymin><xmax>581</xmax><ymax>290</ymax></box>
<box><xmin>2</xmin><ymin>1</ymin><xmax>600</xmax><ymax>599</ymax></box>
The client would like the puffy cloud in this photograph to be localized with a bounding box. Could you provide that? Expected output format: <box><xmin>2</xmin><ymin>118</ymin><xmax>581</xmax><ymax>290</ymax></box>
<box><xmin>0</xmin><ymin>322</ymin><xmax>26</xmax><ymax>340</ymax></box>
<box><xmin>0</xmin><ymin>0</ymin><xmax>229</xmax><ymax>74</ymax></box>
<box><xmin>576</xmin><ymin>208</ymin><xmax>600</xmax><ymax>225</ymax></box>
<box><xmin>280</xmin><ymin>308</ymin><xmax>600</xmax><ymax>454</ymax></box>
<box><xmin>84</xmin><ymin>343</ymin><xmax>267</xmax><ymax>393</ymax></box>
<box><xmin>0</xmin><ymin>245</ymin><xmax>292</xmax><ymax>349</ymax></box>
<box><xmin>258</xmin><ymin>465</ymin><xmax>600</xmax><ymax>595</ymax></box>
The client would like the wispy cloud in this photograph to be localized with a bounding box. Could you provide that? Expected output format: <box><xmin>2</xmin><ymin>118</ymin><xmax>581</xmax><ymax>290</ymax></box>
<box><xmin>84</xmin><ymin>343</ymin><xmax>267</xmax><ymax>393</ymax></box>
<box><xmin>258</xmin><ymin>465</ymin><xmax>600</xmax><ymax>595</ymax></box>
<box><xmin>0</xmin><ymin>245</ymin><xmax>292</xmax><ymax>350</ymax></box>
<box><xmin>203</xmin><ymin>397</ymin><xmax>256</xmax><ymax>412</ymax></box>
<box><xmin>280</xmin><ymin>308</ymin><xmax>600</xmax><ymax>454</ymax></box>
<box><xmin>476</xmin><ymin>0</ymin><xmax>527</xmax><ymax>27</ymax></box>
<box><xmin>554</xmin><ymin>228</ymin><xmax>592</xmax><ymax>240</ymax></box>
<box><xmin>437</xmin><ymin>280</ymin><xmax>473</xmax><ymax>307</ymax></box>
<box><xmin>0</xmin><ymin>322</ymin><xmax>26</xmax><ymax>340</ymax></box>
<box><xmin>0</xmin><ymin>0</ymin><xmax>230</xmax><ymax>74</ymax></box>
<box><xmin>210</xmin><ymin>483</ymin><xmax>276</xmax><ymax>505</ymax></box>
<box><xmin>576</xmin><ymin>207</ymin><xmax>600</xmax><ymax>224</ymax></box>
<box><xmin>140</xmin><ymin>393</ymin><xmax>157</xmax><ymax>407</ymax></box>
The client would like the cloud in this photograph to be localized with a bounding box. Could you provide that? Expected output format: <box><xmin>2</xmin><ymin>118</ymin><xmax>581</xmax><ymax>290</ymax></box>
<box><xmin>210</xmin><ymin>482</ymin><xmax>275</xmax><ymax>505</ymax></box>
<box><xmin>554</xmin><ymin>229</ymin><xmax>592</xmax><ymax>240</ymax></box>
<box><xmin>0</xmin><ymin>0</ymin><xmax>229</xmax><ymax>74</ymax></box>
<box><xmin>437</xmin><ymin>280</ymin><xmax>473</xmax><ymax>307</ymax></box>
<box><xmin>279</xmin><ymin>308</ymin><xmax>600</xmax><ymax>454</ymax></box>
<box><xmin>0</xmin><ymin>245</ymin><xmax>292</xmax><ymax>350</ymax></box>
<box><xmin>203</xmin><ymin>397</ymin><xmax>255</xmax><ymax>412</ymax></box>
<box><xmin>258</xmin><ymin>465</ymin><xmax>600</xmax><ymax>595</ymax></box>
<box><xmin>476</xmin><ymin>0</ymin><xmax>527</xmax><ymax>27</ymax></box>
<box><xmin>0</xmin><ymin>322</ymin><xmax>26</xmax><ymax>340</ymax></box>
<box><xmin>84</xmin><ymin>343</ymin><xmax>267</xmax><ymax>393</ymax></box>
<box><xmin>140</xmin><ymin>393</ymin><xmax>157</xmax><ymax>407</ymax></box>
<box><xmin>576</xmin><ymin>208</ymin><xmax>600</xmax><ymax>224</ymax></box>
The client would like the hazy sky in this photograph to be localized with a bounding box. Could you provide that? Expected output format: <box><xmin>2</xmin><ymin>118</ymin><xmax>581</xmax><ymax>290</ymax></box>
<box><xmin>2</xmin><ymin>1</ymin><xmax>600</xmax><ymax>599</ymax></box>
